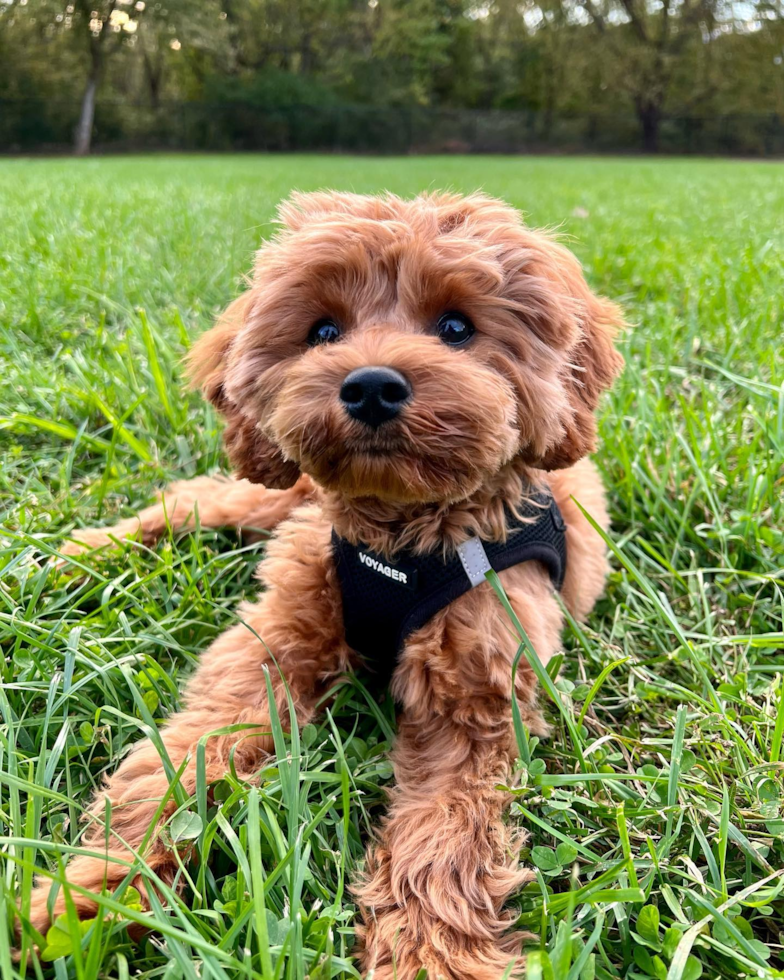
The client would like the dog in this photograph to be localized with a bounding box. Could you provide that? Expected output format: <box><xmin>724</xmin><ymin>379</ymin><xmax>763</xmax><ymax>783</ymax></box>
<box><xmin>26</xmin><ymin>190</ymin><xmax>623</xmax><ymax>979</ymax></box>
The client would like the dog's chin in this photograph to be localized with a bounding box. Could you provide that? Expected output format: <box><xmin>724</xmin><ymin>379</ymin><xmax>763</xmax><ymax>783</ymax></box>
<box><xmin>295</xmin><ymin>442</ymin><xmax>505</xmax><ymax>505</ymax></box>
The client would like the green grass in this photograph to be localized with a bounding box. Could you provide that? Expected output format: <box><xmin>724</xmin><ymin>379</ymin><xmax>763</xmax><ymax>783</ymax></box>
<box><xmin>0</xmin><ymin>154</ymin><xmax>782</xmax><ymax>980</ymax></box>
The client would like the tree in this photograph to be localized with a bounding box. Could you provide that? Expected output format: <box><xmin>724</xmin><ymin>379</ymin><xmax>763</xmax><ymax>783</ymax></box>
<box><xmin>5</xmin><ymin>0</ymin><xmax>223</xmax><ymax>155</ymax></box>
<box><xmin>71</xmin><ymin>0</ymin><xmax>146</xmax><ymax>155</ymax></box>
<box><xmin>543</xmin><ymin>0</ymin><xmax>739</xmax><ymax>150</ymax></box>
<box><xmin>134</xmin><ymin>0</ymin><xmax>227</xmax><ymax>107</ymax></box>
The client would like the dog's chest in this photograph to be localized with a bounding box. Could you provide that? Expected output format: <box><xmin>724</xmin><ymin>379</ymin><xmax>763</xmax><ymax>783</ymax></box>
<box><xmin>331</xmin><ymin>490</ymin><xmax>567</xmax><ymax>682</ymax></box>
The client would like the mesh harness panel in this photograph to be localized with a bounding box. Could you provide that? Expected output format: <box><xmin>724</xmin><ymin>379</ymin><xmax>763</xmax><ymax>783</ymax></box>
<box><xmin>332</xmin><ymin>489</ymin><xmax>567</xmax><ymax>680</ymax></box>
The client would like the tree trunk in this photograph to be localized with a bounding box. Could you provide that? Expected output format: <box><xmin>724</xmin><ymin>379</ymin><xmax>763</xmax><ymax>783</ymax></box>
<box><xmin>141</xmin><ymin>39</ymin><xmax>164</xmax><ymax>108</ymax></box>
<box><xmin>74</xmin><ymin>71</ymin><xmax>99</xmax><ymax>156</ymax></box>
<box><xmin>147</xmin><ymin>64</ymin><xmax>162</xmax><ymax>109</ymax></box>
<box><xmin>638</xmin><ymin>101</ymin><xmax>661</xmax><ymax>153</ymax></box>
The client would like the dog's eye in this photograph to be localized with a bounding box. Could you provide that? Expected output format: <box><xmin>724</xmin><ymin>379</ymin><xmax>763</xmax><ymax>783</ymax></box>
<box><xmin>308</xmin><ymin>319</ymin><xmax>341</xmax><ymax>346</ymax></box>
<box><xmin>437</xmin><ymin>312</ymin><xmax>474</xmax><ymax>346</ymax></box>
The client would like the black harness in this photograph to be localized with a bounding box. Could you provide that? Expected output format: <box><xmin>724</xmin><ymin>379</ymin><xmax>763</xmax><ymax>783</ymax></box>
<box><xmin>332</xmin><ymin>489</ymin><xmax>567</xmax><ymax>679</ymax></box>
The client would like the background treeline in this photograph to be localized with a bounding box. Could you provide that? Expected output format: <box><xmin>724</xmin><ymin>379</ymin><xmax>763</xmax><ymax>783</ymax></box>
<box><xmin>2</xmin><ymin>0</ymin><xmax>784</xmax><ymax>155</ymax></box>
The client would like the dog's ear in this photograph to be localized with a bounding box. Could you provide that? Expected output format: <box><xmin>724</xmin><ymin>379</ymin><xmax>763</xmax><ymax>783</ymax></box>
<box><xmin>186</xmin><ymin>293</ymin><xmax>301</xmax><ymax>489</ymax></box>
<box><xmin>509</xmin><ymin>234</ymin><xmax>625</xmax><ymax>471</ymax></box>
<box><xmin>538</xmin><ymin>280</ymin><xmax>624</xmax><ymax>470</ymax></box>
<box><xmin>220</xmin><ymin>408</ymin><xmax>301</xmax><ymax>488</ymax></box>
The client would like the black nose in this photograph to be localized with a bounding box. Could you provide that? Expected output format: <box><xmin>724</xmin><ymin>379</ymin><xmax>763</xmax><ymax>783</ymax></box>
<box><xmin>340</xmin><ymin>366</ymin><xmax>412</xmax><ymax>429</ymax></box>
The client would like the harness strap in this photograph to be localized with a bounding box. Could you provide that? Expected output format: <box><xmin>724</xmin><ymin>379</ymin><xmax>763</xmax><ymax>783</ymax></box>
<box><xmin>332</xmin><ymin>489</ymin><xmax>567</xmax><ymax>682</ymax></box>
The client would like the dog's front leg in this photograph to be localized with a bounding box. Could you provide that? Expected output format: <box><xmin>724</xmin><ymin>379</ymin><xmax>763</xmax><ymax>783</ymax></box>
<box><xmin>356</xmin><ymin>697</ymin><xmax>530</xmax><ymax>980</ymax></box>
<box><xmin>25</xmin><ymin>577</ymin><xmax>343</xmax><ymax>937</ymax></box>
<box><xmin>60</xmin><ymin>474</ymin><xmax>314</xmax><ymax>556</ymax></box>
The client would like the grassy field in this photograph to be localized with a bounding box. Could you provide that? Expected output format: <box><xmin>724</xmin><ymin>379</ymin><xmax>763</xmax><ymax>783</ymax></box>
<box><xmin>0</xmin><ymin>154</ymin><xmax>782</xmax><ymax>980</ymax></box>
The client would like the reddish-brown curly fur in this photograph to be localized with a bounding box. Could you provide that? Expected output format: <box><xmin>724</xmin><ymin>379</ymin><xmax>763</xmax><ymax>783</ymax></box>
<box><xmin>32</xmin><ymin>191</ymin><xmax>624</xmax><ymax>979</ymax></box>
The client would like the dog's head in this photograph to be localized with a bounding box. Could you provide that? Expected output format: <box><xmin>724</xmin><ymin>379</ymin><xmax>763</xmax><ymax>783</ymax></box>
<box><xmin>188</xmin><ymin>191</ymin><xmax>624</xmax><ymax>504</ymax></box>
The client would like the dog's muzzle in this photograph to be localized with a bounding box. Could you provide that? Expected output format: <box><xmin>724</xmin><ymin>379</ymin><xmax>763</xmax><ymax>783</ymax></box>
<box><xmin>340</xmin><ymin>366</ymin><xmax>411</xmax><ymax>429</ymax></box>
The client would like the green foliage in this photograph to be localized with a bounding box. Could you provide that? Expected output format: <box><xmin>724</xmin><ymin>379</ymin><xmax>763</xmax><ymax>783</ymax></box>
<box><xmin>0</xmin><ymin>154</ymin><xmax>783</xmax><ymax>979</ymax></box>
<box><xmin>40</xmin><ymin>915</ymin><xmax>95</xmax><ymax>963</ymax></box>
<box><xmin>203</xmin><ymin>69</ymin><xmax>337</xmax><ymax>109</ymax></box>
<box><xmin>2</xmin><ymin>0</ymin><xmax>784</xmax><ymax>152</ymax></box>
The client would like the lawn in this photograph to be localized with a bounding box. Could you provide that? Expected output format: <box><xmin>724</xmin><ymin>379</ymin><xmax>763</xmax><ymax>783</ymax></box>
<box><xmin>0</xmin><ymin>154</ymin><xmax>782</xmax><ymax>980</ymax></box>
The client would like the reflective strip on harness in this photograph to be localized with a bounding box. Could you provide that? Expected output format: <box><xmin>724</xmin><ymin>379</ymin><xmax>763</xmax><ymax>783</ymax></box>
<box><xmin>456</xmin><ymin>537</ymin><xmax>493</xmax><ymax>587</ymax></box>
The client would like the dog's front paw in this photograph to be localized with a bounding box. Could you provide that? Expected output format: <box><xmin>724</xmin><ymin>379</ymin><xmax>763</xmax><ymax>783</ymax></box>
<box><xmin>26</xmin><ymin>878</ymin><xmax>100</xmax><ymax>939</ymax></box>
<box><xmin>358</xmin><ymin>902</ymin><xmax>527</xmax><ymax>980</ymax></box>
<box><xmin>24</xmin><ymin>851</ymin><xmax>150</xmax><ymax>942</ymax></box>
<box><xmin>56</xmin><ymin>522</ymin><xmax>140</xmax><ymax>565</ymax></box>
<box><xmin>361</xmin><ymin>933</ymin><xmax>526</xmax><ymax>980</ymax></box>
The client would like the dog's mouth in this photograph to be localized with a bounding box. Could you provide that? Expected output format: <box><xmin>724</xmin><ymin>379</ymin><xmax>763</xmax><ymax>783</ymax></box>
<box><xmin>353</xmin><ymin>446</ymin><xmax>393</xmax><ymax>458</ymax></box>
<box><xmin>293</xmin><ymin>426</ymin><xmax>496</xmax><ymax>504</ymax></box>
<box><xmin>294</xmin><ymin>428</ymin><xmax>413</xmax><ymax>469</ymax></box>
<box><xmin>346</xmin><ymin>437</ymin><xmax>408</xmax><ymax>459</ymax></box>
